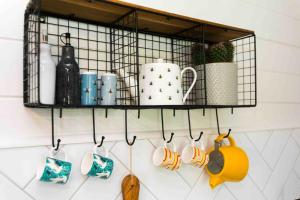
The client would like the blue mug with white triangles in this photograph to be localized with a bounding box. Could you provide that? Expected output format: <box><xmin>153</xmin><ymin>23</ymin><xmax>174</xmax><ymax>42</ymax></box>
<box><xmin>81</xmin><ymin>145</ymin><xmax>114</xmax><ymax>179</ymax></box>
<box><xmin>36</xmin><ymin>148</ymin><xmax>72</xmax><ymax>184</ymax></box>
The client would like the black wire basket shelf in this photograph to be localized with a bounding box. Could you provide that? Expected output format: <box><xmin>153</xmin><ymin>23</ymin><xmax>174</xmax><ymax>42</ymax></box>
<box><xmin>23</xmin><ymin>0</ymin><xmax>257</xmax><ymax>110</ymax></box>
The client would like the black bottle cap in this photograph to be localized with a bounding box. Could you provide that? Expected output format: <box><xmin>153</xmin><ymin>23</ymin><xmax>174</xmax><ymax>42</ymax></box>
<box><xmin>65</xmin><ymin>33</ymin><xmax>71</xmax><ymax>45</ymax></box>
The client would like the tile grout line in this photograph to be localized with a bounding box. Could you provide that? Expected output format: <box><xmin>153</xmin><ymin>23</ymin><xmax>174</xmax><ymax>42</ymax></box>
<box><xmin>260</xmin><ymin>130</ymin><xmax>273</xmax><ymax>154</ymax></box>
<box><xmin>256</xmin><ymin>35</ymin><xmax>300</xmax><ymax>50</ymax></box>
<box><xmin>240</xmin><ymin>0</ymin><xmax>300</xmax><ymax>23</ymax></box>
<box><xmin>224</xmin><ymin>184</ymin><xmax>238</xmax><ymax>200</ymax></box>
<box><xmin>291</xmin><ymin>133</ymin><xmax>300</xmax><ymax>149</ymax></box>
<box><xmin>22</xmin><ymin>175</ymin><xmax>36</xmax><ymax>190</ymax></box>
<box><xmin>277</xmin><ymin>158</ymin><xmax>300</xmax><ymax>200</ymax></box>
<box><xmin>0</xmin><ymin>36</ymin><xmax>23</xmax><ymax>42</ymax></box>
<box><xmin>247</xmin><ymin>174</ymin><xmax>268</xmax><ymax>200</ymax></box>
<box><xmin>212</xmin><ymin>186</ymin><xmax>224</xmax><ymax>200</ymax></box>
<box><xmin>262</xmin><ymin>131</ymin><xmax>292</xmax><ymax>172</ymax></box>
<box><xmin>113</xmin><ymin>191</ymin><xmax>122</xmax><ymax>200</ymax></box>
<box><xmin>268</xmin><ymin>131</ymin><xmax>293</xmax><ymax>169</ymax></box>
<box><xmin>245</xmin><ymin>132</ymin><xmax>273</xmax><ymax>172</ymax></box>
<box><xmin>140</xmin><ymin>181</ymin><xmax>160</xmax><ymax>200</ymax></box>
<box><xmin>175</xmin><ymin>169</ymin><xmax>193</xmax><ymax>189</ymax></box>
<box><xmin>68</xmin><ymin>177</ymin><xmax>89</xmax><ymax>200</ymax></box>
<box><xmin>183</xmin><ymin>169</ymin><xmax>205</xmax><ymax>200</ymax></box>
<box><xmin>0</xmin><ymin>170</ymin><xmax>36</xmax><ymax>200</ymax></box>
<box><xmin>293</xmin><ymin>168</ymin><xmax>300</xmax><ymax>181</ymax></box>
<box><xmin>262</xmin><ymin>133</ymin><xmax>292</xmax><ymax>191</ymax></box>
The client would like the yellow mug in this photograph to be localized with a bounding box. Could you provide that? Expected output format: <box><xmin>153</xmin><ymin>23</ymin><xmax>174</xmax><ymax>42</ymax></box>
<box><xmin>206</xmin><ymin>134</ymin><xmax>249</xmax><ymax>189</ymax></box>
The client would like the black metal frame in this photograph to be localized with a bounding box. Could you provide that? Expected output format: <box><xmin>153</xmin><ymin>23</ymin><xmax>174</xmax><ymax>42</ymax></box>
<box><xmin>23</xmin><ymin>0</ymin><xmax>257</xmax><ymax>110</ymax></box>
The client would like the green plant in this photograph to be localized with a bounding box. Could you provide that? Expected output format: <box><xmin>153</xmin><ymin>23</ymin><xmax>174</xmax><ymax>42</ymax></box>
<box><xmin>208</xmin><ymin>41</ymin><xmax>234</xmax><ymax>63</ymax></box>
<box><xmin>191</xmin><ymin>43</ymin><xmax>207</xmax><ymax>66</ymax></box>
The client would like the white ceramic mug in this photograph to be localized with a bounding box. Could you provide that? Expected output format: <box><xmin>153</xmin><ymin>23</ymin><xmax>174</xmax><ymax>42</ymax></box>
<box><xmin>81</xmin><ymin>145</ymin><xmax>114</xmax><ymax>179</ymax></box>
<box><xmin>181</xmin><ymin>141</ymin><xmax>208</xmax><ymax>167</ymax></box>
<box><xmin>36</xmin><ymin>148</ymin><xmax>72</xmax><ymax>184</ymax></box>
<box><xmin>152</xmin><ymin>143</ymin><xmax>181</xmax><ymax>170</ymax></box>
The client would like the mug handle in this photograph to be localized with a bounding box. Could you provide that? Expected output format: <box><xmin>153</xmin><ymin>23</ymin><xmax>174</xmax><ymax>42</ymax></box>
<box><xmin>50</xmin><ymin>148</ymin><xmax>67</xmax><ymax>161</ymax></box>
<box><xmin>181</xmin><ymin>67</ymin><xmax>197</xmax><ymax>104</ymax></box>
<box><xmin>93</xmin><ymin>144</ymin><xmax>109</xmax><ymax>157</ymax></box>
<box><xmin>215</xmin><ymin>134</ymin><xmax>236</xmax><ymax>147</ymax></box>
<box><xmin>164</xmin><ymin>142</ymin><xmax>177</xmax><ymax>152</ymax></box>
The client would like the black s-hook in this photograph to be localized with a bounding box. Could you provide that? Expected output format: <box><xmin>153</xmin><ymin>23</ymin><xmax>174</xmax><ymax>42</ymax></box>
<box><xmin>92</xmin><ymin>108</ymin><xmax>105</xmax><ymax>147</ymax></box>
<box><xmin>215</xmin><ymin>108</ymin><xmax>231</xmax><ymax>137</ymax></box>
<box><xmin>161</xmin><ymin>109</ymin><xmax>174</xmax><ymax>143</ymax></box>
<box><xmin>51</xmin><ymin>108</ymin><xmax>61</xmax><ymax>151</ymax></box>
<box><xmin>187</xmin><ymin>109</ymin><xmax>203</xmax><ymax>142</ymax></box>
<box><xmin>125</xmin><ymin>109</ymin><xmax>137</xmax><ymax>146</ymax></box>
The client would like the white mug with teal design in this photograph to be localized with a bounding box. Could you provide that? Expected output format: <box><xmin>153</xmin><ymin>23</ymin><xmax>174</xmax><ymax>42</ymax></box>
<box><xmin>81</xmin><ymin>145</ymin><xmax>114</xmax><ymax>179</ymax></box>
<box><xmin>36</xmin><ymin>148</ymin><xmax>72</xmax><ymax>184</ymax></box>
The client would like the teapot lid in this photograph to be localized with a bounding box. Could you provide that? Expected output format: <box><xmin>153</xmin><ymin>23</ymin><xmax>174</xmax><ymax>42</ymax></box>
<box><xmin>143</xmin><ymin>58</ymin><xmax>178</xmax><ymax>68</ymax></box>
<box><xmin>155</xmin><ymin>58</ymin><xmax>165</xmax><ymax>63</ymax></box>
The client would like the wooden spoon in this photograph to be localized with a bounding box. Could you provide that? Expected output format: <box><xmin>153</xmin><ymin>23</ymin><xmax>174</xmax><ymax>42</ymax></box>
<box><xmin>122</xmin><ymin>174</ymin><xmax>140</xmax><ymax>200</ymax></box>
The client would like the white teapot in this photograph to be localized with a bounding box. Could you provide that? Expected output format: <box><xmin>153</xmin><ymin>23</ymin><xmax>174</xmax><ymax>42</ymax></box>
<box><xmin>118</xmin><ymin>59</ymin><xmax>197</xmax><ymax>105</ymax></box>
<box><xmin>140</xmin><ymin>59</ymin><xmax>197</xmax><ymax>105</ymax></box>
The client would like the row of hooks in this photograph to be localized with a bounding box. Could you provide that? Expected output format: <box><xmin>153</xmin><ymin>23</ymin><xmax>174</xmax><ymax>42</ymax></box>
<box><xmin>51</xmin><ymin>108</ymin><xmax>232</xmax><ymax>151</ymax></box>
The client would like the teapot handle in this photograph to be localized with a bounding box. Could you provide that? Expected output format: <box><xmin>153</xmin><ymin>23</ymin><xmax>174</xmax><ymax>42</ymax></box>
<box><xmin>215</xmin><ymin>134</ymin><xmax>236</xmax><ymax>147</ymax></box>
<box><xmin>181</xmin><ymin>67</ymin><xmax>197</xmax><ymax>104</ymax></box>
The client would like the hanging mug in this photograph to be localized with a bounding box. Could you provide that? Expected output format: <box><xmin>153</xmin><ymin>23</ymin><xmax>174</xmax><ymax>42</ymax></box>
<box><xmin>36</xmin><ymin>148</ymin><xmax>72</xmax><ymax>184</ymax></box>
<box><xmin>152</xmin><ymin>142</ymin><xmax>181</xmax><ymax>170</ymax></box>
<box><xmin>181</xmin><ymin>140</ymin><xmax>208</xmax><ymax>168</ymax></box>
<box><xmin>81</xmin><ymin>145</ymin><xmax>114</xmax><ymax>179</ymax></box>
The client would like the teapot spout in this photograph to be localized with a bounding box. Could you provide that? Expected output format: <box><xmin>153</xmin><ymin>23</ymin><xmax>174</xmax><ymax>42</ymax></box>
<box><xmin>209</xmin><ymin>176</ymin><xmax>224</xmax><ymax>189</ymax></box>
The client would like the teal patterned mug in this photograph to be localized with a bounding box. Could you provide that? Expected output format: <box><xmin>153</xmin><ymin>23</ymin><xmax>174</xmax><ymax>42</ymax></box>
<box><xmin>81</xmin><ymin>145</ymin><xmax>114</xmax><ymax>179</ymax></box>
<box><xmin>36</xmin><ymin>148</ymin><xmax>72</xmax><ymax>184</ymax></box>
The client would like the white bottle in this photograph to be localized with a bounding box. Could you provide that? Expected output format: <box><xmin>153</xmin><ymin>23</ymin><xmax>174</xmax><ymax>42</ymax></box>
<box><xmin>40</xmin><ymin>30</ymin><xmax>56</xmax><ymax>105</ymax></box>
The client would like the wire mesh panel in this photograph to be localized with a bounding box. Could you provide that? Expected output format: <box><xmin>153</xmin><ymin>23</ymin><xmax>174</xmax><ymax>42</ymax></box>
<box><xmin>24</xmin><ymin>2</ymin><xmax>256</xmax><ymax>109</ymax></box>
<box><xmin>173</xmin><ymin>39</ymin><xmax>205</xmax><ymax>105</ymax></box>
<box><xmin>232</xmin><ymin>35</ymin><xmax>256</xmax><ymax>106</ymax></box>
<box><xmin>111</xmin><ymin>11</ymin><xmax>139</xmax><ymax>106</ymax></box>
<box><xmin>24</xmin><ymin>10</ymin><xmax>112</xmax><ymax>106</ymax></box>
<box><xmin>24</xmin><ymin>3</ymin><xmax>40</xmax><ymax>105</ymax></box>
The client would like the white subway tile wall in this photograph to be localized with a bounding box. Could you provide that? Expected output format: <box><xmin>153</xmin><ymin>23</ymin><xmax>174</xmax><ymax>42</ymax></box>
<box><xmin>0</xmin><ymin>0</ymin><xmax>300</xmax><ymax>199</ymax></box>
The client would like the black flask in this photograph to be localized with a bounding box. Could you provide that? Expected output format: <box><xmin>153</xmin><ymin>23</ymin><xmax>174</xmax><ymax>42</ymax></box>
<box><xmin>55</xmin><ymin>33</ymin><xmax>80</xmax><ymax>106</ymax></box>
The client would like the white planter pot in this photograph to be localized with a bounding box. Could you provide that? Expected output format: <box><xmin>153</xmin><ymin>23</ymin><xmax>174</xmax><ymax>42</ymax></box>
<box><xmin>205</xmin><ymin>62</ymin><xmax>237</xmax><ymax>105</ymax></box>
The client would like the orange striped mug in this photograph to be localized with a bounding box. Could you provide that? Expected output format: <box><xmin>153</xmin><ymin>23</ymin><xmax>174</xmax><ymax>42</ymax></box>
<box><xmin>153</xmin><ymin>143</ymin><xmax>182</xmax><ymax>170</ymax></box>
